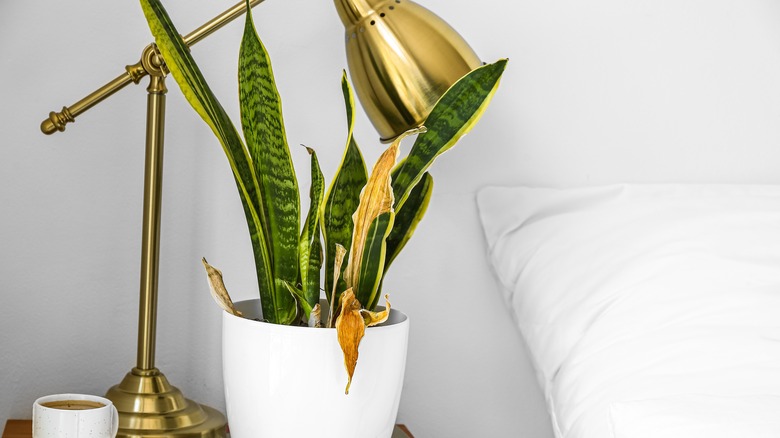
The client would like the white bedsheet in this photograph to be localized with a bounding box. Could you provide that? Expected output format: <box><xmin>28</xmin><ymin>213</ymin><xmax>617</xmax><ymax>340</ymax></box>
<box><xmin>477</xmin><ymin>184</ymin><xmax>780</xmax><ymax>438</ymax></box>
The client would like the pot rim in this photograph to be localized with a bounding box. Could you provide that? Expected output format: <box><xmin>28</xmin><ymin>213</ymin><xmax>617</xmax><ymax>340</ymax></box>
<box><xmin>224</xmin><ymin>298</ymin><xmax>409</xmax><ymax>331</ymax></box>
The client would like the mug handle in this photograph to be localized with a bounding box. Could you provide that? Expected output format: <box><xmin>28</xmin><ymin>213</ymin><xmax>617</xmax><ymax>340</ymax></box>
<box><xmin>111</xmin><ymin>405</ymin><xmax>119</xmax><ymax>438</ymax></box>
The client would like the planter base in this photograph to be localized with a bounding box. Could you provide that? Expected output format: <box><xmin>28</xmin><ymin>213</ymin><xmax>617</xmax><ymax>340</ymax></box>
<box><xmin>223</xmin><ymin>299</ymin><xmax>409</xmax><ymax>438</ymax></box>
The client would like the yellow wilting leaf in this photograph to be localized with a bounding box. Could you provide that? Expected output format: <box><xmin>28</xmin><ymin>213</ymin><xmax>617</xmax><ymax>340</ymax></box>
<box><xmin>335</xmin><ymin>288</ymin><xmax>365</xmax><ymax>395</ymax></box>
<box><xmin>360</xmin><ymin>294</ymin><xmax>391</xmax><ymax>327</ymax></box>
<box><xmin>344</xmin><ymin>127</ymin><xmax>425</xmax><ymax>293</ymax></box>
<box><xmin>201</xmin><ymin>258</ymin><xmax>243</xmax><ymax>317</ymax></box>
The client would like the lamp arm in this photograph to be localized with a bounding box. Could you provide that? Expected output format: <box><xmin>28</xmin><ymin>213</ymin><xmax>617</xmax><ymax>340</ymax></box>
<box><xmin>40</xmin><ymin>0</ymin><xmax>266</xmax><ymax>135</ymax></box>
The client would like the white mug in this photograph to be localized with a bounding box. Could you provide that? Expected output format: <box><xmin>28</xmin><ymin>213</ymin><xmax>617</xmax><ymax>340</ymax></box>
<box><xmin>33</xmin><ymin>394</ymin><xmax>119</xmax><ymax>438</ymax></box>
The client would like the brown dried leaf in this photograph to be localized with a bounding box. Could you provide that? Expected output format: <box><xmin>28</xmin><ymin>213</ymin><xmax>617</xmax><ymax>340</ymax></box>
<box><xmin>309</xmin><ymin>303</ymin><xmax>323</xmax><ymax>328</ymax></box>
<box><xmin>201</xmin><ymin>258</ymin><xmax>243</xmax><ymax>317</ymax></box>
<box><xmin>360</xmin><ymin>294</ymin><xmax>391</xmax><ymax>327</ymax></box>
<box><xmin>335</xmin><ymin>288</ymin><xmax>365</xmax><ymax>394</ymax></box>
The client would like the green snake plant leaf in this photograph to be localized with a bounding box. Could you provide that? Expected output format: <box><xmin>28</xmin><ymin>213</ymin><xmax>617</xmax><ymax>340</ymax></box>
<box><xmin>138</xmin><ymin>0</ymin><xmax>276</xmax><ymax>319</ymax></box>
<box><xmin>370</xmin><ymin>172</ymin><xmax>433</xmax><ymax>309</ymax></box>
<box><xmin>383</xmin><ymin>171</ymin><xmax>433</xmax><ymax>274</ymax></box>
<box><xmin>327</xmin><ymin>244</ymin><xmax>348</xmax><ymax>328</ymax></box>
<box><xmin>392</xmin><ymin>59</ymin><xmax>508</xmax><ymax>211</ymax></box>
<box><xmin>299</xmin><ymin>147</ymin><xmax>325</xmax><ymax>309</ymax></box>
<box><xmin>353</xmin><ymin>211</ymin><xmax>395</xmax><ymax>308</ymax></box>
<box><xmin>321</xmin><ymin>73</ymin><xmax>367</xmax><ymax>306</ymax></box>
<box><xmin>239</xmin><ymin>3</ymin><xmax>299</xmax><ymax>324</ymax></box>
<box><xmin>282</xmin><ymin>280</ymin><xmax>310</xmax><ymax>322</ymax></box>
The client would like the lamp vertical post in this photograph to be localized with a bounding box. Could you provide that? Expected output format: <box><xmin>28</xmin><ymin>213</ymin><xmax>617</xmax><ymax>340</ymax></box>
<box><xmin>103</xmin><ymin>44</ymin><xmax>229</xmax><ymax>438</ymax></box>
<box><xmin>137</xmin><ymin>48</ymin><xmax>167</xmax><ymax>373</ymax></box>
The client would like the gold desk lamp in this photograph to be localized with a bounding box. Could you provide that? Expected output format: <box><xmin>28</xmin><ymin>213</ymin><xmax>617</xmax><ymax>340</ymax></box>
<box><xmin>40</xmin><ymin>0</ymin><xmax>480</xmax><ymax>436</ymax></box>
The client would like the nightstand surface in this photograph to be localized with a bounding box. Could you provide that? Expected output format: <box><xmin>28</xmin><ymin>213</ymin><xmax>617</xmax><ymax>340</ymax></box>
<box><xmin>1</xmin><ymin>421</ymin><xmax>28</xmax><ymax>438</ymax></box>
<box><xmin>3</xmin><ymin>420</ymin><xmax>413</xmax><ymax>438</ymax></box>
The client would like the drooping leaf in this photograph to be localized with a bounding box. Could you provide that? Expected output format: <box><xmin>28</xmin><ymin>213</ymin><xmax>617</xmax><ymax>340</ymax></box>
<box><xmin>334</xmin><ymin>288</ymin><xmax>365</xmax><ymax>395</ymax></box>
<box><xmin>392</xmin><ymin>59</ymin><xmax>508</xmax><ymax>210</ymax></box>
<box><xmin>139</xmin><ymin>0</ymin><xmax>275</xmax><ymax>320</ymax></box>
<box><xmin>239</xmin><ymin>2</ymin><xmax>299</xmax><ymax>325</ymax></box>
<box><xmin>299</xmin><ymin>147</ymin><xmax>324</xmax><ymax>309</ymax></box>
<box><xmin>202</xmin><ymin>258</ymin><xmax>243</xmax><ymax>317</ymax></box>
<box><xmin>361</xmin><ymin>294</ymin><xmax>390</xmax><ymax>327</ymax></box>
<box><xmin>321</xmin><ymin>73</ymin><xmax>367</xmax><ymax>305</ymax></box>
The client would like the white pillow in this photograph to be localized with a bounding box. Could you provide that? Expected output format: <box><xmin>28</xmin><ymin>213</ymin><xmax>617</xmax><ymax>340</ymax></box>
<box><xmin>610</xmin><ymin>395</ymin><xmax>780</xmax><ymax>438</ymax></box>
<box><xmin>477</xmin><ymin>184</ymin><xmax>780</xmax><ymax>438</ymax></box>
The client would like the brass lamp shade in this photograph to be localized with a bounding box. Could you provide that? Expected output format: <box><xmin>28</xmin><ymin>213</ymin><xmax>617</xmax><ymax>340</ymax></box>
<box><xmin>334</xmin><ymin>0</ymin><xmax>482</xmax><ymax>142</ymax></box>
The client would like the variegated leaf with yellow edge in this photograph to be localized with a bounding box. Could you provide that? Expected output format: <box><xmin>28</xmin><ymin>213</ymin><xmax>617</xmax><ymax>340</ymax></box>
<box><xmin>321</xmin><ymin>75</ymin><xmax>368</xmax><ymax>308</ymax></box>
<box><xmin>328</xmin><ymin>244</ymin><xmax>348</xmax><ymax>328</ymax></box>
<box><xmin>391</xmin><ymin>59</ymin><xmax>508</xmax><ymax>211</ymax></box>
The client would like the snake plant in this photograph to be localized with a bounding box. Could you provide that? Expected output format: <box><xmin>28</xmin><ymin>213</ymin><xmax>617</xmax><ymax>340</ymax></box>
<box><xmin>139</xmin><ymin>0</ymin><xmax>506</xmax><ymax>390</ymax></box>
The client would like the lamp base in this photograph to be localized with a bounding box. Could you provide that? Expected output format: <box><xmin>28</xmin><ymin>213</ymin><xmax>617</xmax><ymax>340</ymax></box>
<box><xmin>105</xmin><ymin>368</ymin><xmax>227</xmax><ymax>438</ymax></box>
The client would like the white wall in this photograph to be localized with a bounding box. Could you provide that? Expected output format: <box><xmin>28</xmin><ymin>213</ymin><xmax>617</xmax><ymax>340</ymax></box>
<box><xmin>3</xmin><ymin>0</ymin><xmax>780</xmax><ymax>437</ymax></box>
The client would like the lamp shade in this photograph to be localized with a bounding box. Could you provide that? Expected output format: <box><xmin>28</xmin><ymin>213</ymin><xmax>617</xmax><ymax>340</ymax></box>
<box><xmin>334</xmin><ymin>0</ymin><xmax>481</xmax><ymax>142</ymax></box>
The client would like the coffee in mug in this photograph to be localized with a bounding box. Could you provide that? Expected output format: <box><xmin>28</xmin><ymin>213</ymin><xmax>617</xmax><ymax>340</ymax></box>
<box><xmin>40</xmin><ymin>400</ymin><xmax>106</xmax><ymax>410</ymax></box>
<box><xmin>33</xmin><ymin>394</ymin><xmax>119</xmax><ymax>438</ymax></box>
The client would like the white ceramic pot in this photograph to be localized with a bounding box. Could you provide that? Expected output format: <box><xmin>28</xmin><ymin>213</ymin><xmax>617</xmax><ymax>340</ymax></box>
<box><xmin>223</xmin><ymin>299</ymin><xmax>409</xmax><ymax>438</ymax></box>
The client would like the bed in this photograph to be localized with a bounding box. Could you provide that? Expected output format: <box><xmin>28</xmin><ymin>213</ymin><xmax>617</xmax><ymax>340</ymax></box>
<box><xmin>477</xmin><ymin>183</ymin><xmax>780</xmax><ymax>438</ymax></box>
